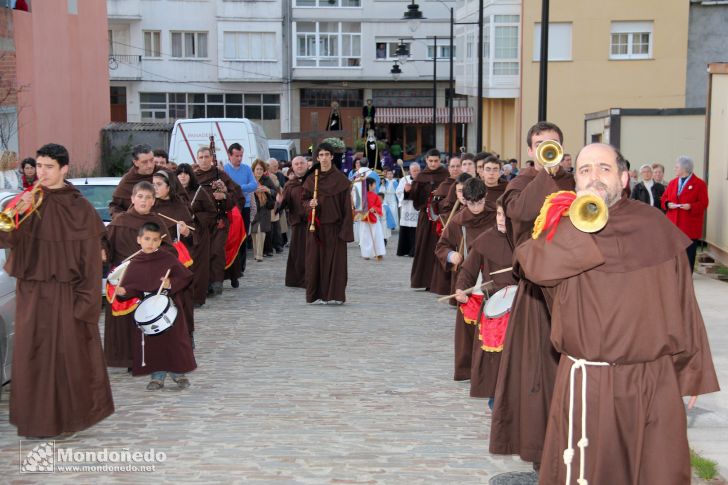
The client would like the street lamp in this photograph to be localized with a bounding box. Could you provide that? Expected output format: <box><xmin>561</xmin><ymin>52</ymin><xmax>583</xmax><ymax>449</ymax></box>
<box><xmin>390</xmin><ymin>62</ymin><xmax>402</xmax><ymax>81</ymax></box>
<box><xmin>403</xmin><ymin>0</ymin><xmax>424</xmax><ymax>32</ymax></box>
<box><xmin>395</xmin><ymin>41</ymin><xmax>410</xmax><ymax>65</ymax></box>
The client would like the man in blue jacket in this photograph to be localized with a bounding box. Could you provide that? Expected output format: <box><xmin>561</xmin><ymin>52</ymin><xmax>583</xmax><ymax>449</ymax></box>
<box><xmin>224</xmin><ymin>143</ymin><xmax>258</xmax><ymax>286</ymax></box>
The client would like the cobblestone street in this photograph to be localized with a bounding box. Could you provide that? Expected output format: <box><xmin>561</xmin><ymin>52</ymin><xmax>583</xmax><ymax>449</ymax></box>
<box><xmin>0</xmin><ymin>237</ymin><xmax>533</xmax><ymax>483</ymax></box>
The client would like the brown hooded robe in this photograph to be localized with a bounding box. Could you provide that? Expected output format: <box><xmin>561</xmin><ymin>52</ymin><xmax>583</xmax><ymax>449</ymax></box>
<box><xmin>279</xmin><ymin>176</ymin><xmax>307</xmax><ymax>288</ymax></box>
<box><xmin>410</xmin><ymin>165</ymin><xmax>448</xmax><ymax>289</ymax></box>
<box><xmin>109</xmin><ymin>165</ymin><xmax>168</xmax><ymax>219</ymax></box>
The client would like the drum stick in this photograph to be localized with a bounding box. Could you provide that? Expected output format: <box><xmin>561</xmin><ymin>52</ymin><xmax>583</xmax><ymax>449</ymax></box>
<box><xmin>157</xmin><ymin>269</ymin><xmax>171</xmax><ymax>296</ymax></box>
<box><xmin>109</xmin><ymin>263</ymin><xmax>129</xmax><ymax>304</ymax></box>
<box><xmin>436</xmin><ymin>267</ymin><xmax>513</xmax><ymax>302</ymax></box>
<box><xmin>157</xmin><ymin>212</ymin><xmax>196</xmax><ymax>231</ymax></box>
<box><xmin>437</xmin><ymin>279</ymin><xmax>494</xmax><ymax>303</ymax></box>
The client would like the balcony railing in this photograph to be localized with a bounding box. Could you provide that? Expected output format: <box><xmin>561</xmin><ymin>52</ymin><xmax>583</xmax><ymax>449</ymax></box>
<box><xmin>108</xmin><ymin>54</ymin><xmax>142</xmax><ymax>80</ymax></box>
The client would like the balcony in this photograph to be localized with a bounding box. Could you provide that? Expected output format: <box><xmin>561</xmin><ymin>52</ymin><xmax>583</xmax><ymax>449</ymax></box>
<box><xmin>108</xmin><ymin>55</ymin><xmax>142</xmax><ymax>80</ymax></box>
<box><xmin>107</xmin><ymin>0</ymin><xmax>141</xmax><ymax>21</ymax></box>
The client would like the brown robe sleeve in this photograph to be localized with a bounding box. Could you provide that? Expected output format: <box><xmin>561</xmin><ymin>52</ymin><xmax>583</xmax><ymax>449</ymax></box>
<box><xmin>505</xmin><ymin>169</ymin><xmax>560</xmax><ymax>227</ymax></box>
<box><xmin>410</xmin><ymin>179</ymin><xmax>433</xmax><ymax>212</ymax></box>
<box><xmin>514</xmin><ymin>221</ymin><xmax>605</xmax><ymax>287</ymax></box>
<box><xmin>74</xmin><ymin>234</ymin><xmax>104</xmax><ymax>324</ymax></box>
<box><xmin>221</xmin><ymin>172</ymin><xmax>239</xmax><ymax>212</ymax></box>
<box><xmin>338</xmin><ymin>185</ymin><xmax>354</xmax><ymax>243</ymax></box>
<box><xmin>456</xmin><ymin>244</ymin><xmax>482</xmax><ymax>290</ymax></box>
<box><xmin>435</xmin><ymin>220</ymin><xmax>461</xmax><ymax>272</ymax></box>
<box><xmin>672</xmin><ymin>252</ymin><xmax>721</xmax><ymax>396</ymax></box>
<box><xmin>109</xmin><ymin>174</ymin><xmax>133</xmax><ymax>219</ymax></box>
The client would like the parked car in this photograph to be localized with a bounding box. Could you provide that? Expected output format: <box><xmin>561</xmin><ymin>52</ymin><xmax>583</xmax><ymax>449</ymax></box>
<box><xmin>0</xmin><ymin>189</ymin><xmax>19</xmax><ymax>390</ymax></box>
<box><xmin>268</xmin><ymin>139</ymin><xmax>297</xmax><ymax>164</ymax></box>
<box><xmin>67</xmin><ymin>177</ymin><xmax>121</xmax><ymax>226</ymax></box>
<box><xmin>168</xmin><ymin>118</ymin><xmax>270</xmax><ymax>168</ymax></box>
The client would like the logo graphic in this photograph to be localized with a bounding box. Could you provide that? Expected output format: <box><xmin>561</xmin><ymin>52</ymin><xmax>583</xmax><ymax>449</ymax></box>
<box><xmin>20</xmin><ymin>441</ymin><xmax>55</xmax><ymax>473</ymax></box>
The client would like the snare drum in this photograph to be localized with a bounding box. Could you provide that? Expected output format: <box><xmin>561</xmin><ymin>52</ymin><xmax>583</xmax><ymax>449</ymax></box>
<box><xmin>134</xmin><ymin>294</ymin><xmax>178</xmax><ymax>336</ymax></box>
<box><xmin>480</xmin><ymin>285</ymin><xmax>517</xmax><ymax>352</ymax></box>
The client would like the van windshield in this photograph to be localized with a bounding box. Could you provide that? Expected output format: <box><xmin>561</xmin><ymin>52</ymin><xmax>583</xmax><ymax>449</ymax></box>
<box><xmin>269</xmin><ymin>148</ymin><xmax>289</xmax><ymax>162</ymax></box>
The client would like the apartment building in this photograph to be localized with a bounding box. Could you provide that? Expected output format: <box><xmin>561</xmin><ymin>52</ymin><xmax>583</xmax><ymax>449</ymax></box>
<box><xmin>107</xmin><ymin>0</ymin><xmax>470</xmax><ymax>155</ymax></box>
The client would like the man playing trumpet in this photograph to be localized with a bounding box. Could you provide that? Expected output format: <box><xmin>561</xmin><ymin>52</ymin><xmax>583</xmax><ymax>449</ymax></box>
<box><xmin>515</xmin><ymin>143</ymin><xmax>719</xmax><ymax>484</ymax></box>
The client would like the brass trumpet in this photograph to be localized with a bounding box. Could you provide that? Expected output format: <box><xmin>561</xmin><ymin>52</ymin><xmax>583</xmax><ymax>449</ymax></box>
<box><xmin>535</xmin><ymin>140</ymin><xmax>564</xmax><ymax>169</ymax></box>
<box><xmin>569</xmin><ymin>193</ymin><xmax>608</xmax><ymax>233</ymax></box>
<box><xmin>0</xmin><ymin>185</ymin><xmax>44</xmax><ymax>232</ymax></box>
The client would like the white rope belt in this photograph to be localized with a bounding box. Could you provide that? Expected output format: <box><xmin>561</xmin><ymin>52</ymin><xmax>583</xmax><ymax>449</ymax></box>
<box><xmin>564</xmin><ymin>356</ymin><xmax>611</xmax><ymax>485</ymax></box>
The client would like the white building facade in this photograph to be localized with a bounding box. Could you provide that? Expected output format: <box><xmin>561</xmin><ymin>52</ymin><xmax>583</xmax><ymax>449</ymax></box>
<box><xmin>107</xmin><ymin>0</ymin><xmax>471</xmax><ymax>153</ymax></box>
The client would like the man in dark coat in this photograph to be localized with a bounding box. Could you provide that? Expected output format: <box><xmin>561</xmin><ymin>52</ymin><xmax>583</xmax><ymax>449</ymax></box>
<box><xmin>303</xmin><ymin>142</ymin><xmax>354</xmax><ymax>303</ymax></box>
<box><xmin>2</xmin><ymin>143</ymin><xmax>114</xmax><ymax>437</ymax></box>
<box><xmin>630</xmin><ymin>163</ymin><xmax>666</xmax><ymax>211</ymax></box>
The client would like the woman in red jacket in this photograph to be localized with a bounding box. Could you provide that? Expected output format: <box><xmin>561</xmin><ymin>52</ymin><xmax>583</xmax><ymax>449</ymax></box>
<box><xmin>662</xmin><ymin>155</ymin><xmax>709</xmax><ymax>272</ymax></box>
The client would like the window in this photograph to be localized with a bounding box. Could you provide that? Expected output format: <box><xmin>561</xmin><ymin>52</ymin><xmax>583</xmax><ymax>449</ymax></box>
<box><xmin>294</xmin><ymin>22</ymin><xmax>361</xmax><ymax>67</ymax></box>
<box><xmin>493</xmin><ymin>16</ymin><xmax>519</xmax><ymax>75</ymax></box>
<box><xmin>68</xmin><ymin>0</ymin><xmax>77</xmax><ymax>14</ymax></box>
<box><xmin>144</xmin><ymin>31</ymin><xmax>161</xmax><ymax>58</ymax></box>
<box><xmin>223</xmin><ymin>32</ymin><xmax>276</xmax><ymax>61</ymax></box>
<box><xmin>295</xmin><ymin>0</ymin><xmax>361</xmax><ymax>6</ymax></box>
<box><xmin>533</xmin><ymin>23</ymin><xmax>573</xmax><ymax>61</ymax></box>
<box><xmin>610</xmin><ymin>21</ymin><xmax>653</xmax><ymax>60</ymax></box>
<box><xmin>108</xmin><ymin>30</ymin><xmax>114</xmax><ymax>56</ymax></box>
<box><xmin>139</xmin><ymin>92</ymin><xmax>281</xmax><ymax>121</ymax></box>
<box><xmin>300</xmin><ymin>89</ymin><xmax>363</xmax><ymax>107</ymax></box>
<box><xmin>374</xmin><ymin>41</ymin><xmax>411</xmax><ymax>60</ymax></box>
<box><xmin>171</xmin><ymin>32</ymin><xmax>208</xmax><ymax>59</ymax></box>
<box><xmin>427</xmin><ymin>44</ymin><xmax>455</xmax><ymax>60</ymax></box>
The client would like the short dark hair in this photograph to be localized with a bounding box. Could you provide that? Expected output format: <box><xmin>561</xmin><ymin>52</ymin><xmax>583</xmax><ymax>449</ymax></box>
<box><xmin>460</xmin><ymin>152</ymin><xmax>475</xmax><ymax>161</ymax></box>
<box><xmin>228</xmin><ymin>143</ymin><xmax>243</xmax><ymax>155</ymax></box>
<box><xmin>425</xmin><ymin>148</ymin><xmax>441</xmax><ymax>159</ymax></box>
<box><xmin>456</xmin><ymin>172</ymin><xmax>473</xmax><ymax>185</ymax></box>
<box><xmin>366</xmin><ymin>177</ymin><xmax>376</xmax><ymax>188</ymax></box>
<box><xmin>138</xmin><ymin>222</ymin><xmax>163</xmax><ymax>237</ymax></box>
<box><xmin>525</xmin><ymin>160</ymin><xmax>535</xmax><ymax>167</ymax></box>
<box><xmin>462</xmin><ymin>177</ymin><xmax>486</xmax><ymax>202</ymax></box>
<box><xmin>474</xmin><ymin>151</ymin><xmax>493</xmax><ymax>162</ymax></box>
<box><xmin>153</xmin><ymin>149</ymin><xmax>168</xmax><ymax>160</ymax></box>
<box><xmin>132</xmin><ymin>180</ymin><xmax>155</xmax><ymax>195</ymax></box>
<box><xmin>36</xmin><ymin>143</ymin><xmax>69</xmax><ymax>167</ymax></box>
<box><xmin>316</xmin><ymin>142</ymin><xmax>335</xmax><ymax>156</ymax></box>
<box><xmin>359</xmin><ymin>159</ymin><xmax>369</xmax><ymax>168</ymax></box>
<box><xmin>483</xmin><ymin>156</ymin><xmax>501</xmax><ymax>167</ymax></box>
<box><xmin>526</xmin><ymin>121</ymin><xmax>563</xmax><ymax>148</ymax></box>
<box><xmin>21</xmin><ymin>157</ymin><xmax>36</xmax><ymax>169</ymax></box>
<box><xmin>132</xmin><ymin>144</ymin><xmax>153</xmax><ymax>161</ymax></box>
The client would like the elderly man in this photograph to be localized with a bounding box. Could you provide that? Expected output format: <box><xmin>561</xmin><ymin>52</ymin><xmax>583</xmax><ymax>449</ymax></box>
<box><xmin>276</xmin><ymin>156</ymin><xmax>308</xmax><ymax>288</ymax></box>
<box><xmin>631</xmin><ymin>163</ymin><xmax>666</xmax><ymax>211</ymax></box>
<box><xmin>109</xmin><ymin>144</ymin><xmax>166</xmax><ymax>218</ymax></box>
<box><xmin>662</xmin><ymin>156</ymin><xmax>709</xmax><ymax>272</ymax></box>
<box><xmin>515</xmin><ymin>143</ymin><xmax>719</xmax><ymax>485</ymax></box>
<box><xmin>651</xmin><ymin>163</ymin><xmax>666</xmax><ymax>185</ymax></box>
<box><xmin>396</xmin><ymin>161</ymin><xmax>421</xmax><ymax>257</ymax></box>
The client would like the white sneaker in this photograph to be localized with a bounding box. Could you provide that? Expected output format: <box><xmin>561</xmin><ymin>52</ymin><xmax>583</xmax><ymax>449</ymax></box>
<box><xmin>329</xmin><ymin>300</ymin><xmax>344</xmax><ymax>305</ymax></box>
<box><xmin>311</xmin><ymin>299</ymin><xmax>325</xmax><ymax>305</ymax></box>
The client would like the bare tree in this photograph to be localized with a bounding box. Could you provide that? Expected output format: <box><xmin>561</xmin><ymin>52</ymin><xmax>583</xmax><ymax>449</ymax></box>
<box><xmin>0</xmin><ymin>51</ymin><xmax>25</xmax><ymax>151</ymax></box>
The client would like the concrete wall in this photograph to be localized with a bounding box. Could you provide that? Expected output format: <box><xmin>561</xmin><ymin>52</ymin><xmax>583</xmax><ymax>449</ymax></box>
<box><xmin>705</xmin><ymin>65</ymin><xmax>728</xmax><ymax>265</ymax></box>
<box><xmin>520</xmin><ymin>0</ymin><xmax>689</xmax><ymax>162</ymax></box>
<box><xmin>686</xmin><ymin>3</ymin><xmax>728</xmax><ymax>108</ymax></box>
<box><xmin>14</xmin><ymin>1</ymin><xmax>110</xmax><ymax>173</ymax></box>
<box><xmin>483</xmin><ymin>97</ymin><xmax>519</xmax><ymax>160</ymax></box>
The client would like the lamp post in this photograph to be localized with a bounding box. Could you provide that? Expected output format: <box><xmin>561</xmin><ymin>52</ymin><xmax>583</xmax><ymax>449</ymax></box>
<box><xmin>538</xmin><ymin>0</ymin><xmax>550</xmax><ymax>121</ymax></box>
<box><xmin>402</xmin><ymin>1</ymin><xmax>480</xmax><ymax>155</ymax></box>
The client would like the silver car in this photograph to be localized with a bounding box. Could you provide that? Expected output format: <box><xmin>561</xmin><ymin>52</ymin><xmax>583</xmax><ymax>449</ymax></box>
<box><xmin>0</xmin><ymin>189</ymin><xmax>19</xmax><ymax>390</ymax></box>
<box><xmin>67</xmin><ymin>177</ymin><xmax>122</xmax><ymax>225</ymax></box>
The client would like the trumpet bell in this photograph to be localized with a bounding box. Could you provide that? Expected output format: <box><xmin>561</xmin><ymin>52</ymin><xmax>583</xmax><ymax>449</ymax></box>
<box><xmin>536</xmin><ymin>140</ymin><xmax>564</xmax><ymax>168</ymax></box>
<box><xmin>0</xmin><ymin>212</ymin><xmax>15</xmax><ymax>232</ymax></box>
<box><xmin>569</xmin><ymin>193</ymin><xmax>608</xmax><ymax>233</ymax></box>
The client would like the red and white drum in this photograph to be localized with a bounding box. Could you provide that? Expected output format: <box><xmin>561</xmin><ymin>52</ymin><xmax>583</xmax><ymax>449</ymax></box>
<box><xmin>480</xmin><ymin>285</ymin><xmax>517</xmax><ymax>352</ymax></box>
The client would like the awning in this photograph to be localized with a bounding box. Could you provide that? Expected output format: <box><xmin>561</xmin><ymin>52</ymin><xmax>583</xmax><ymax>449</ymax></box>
<box><xmin>375</xmin><ymin>107</ymin><xmax>473</xmax><ymax>124</ymax></box>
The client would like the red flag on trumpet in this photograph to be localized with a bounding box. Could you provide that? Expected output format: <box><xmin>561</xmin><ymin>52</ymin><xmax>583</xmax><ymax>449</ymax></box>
<box><xmin>225</xmin><ymin>206</ymin><xmax>246</xmax><ymax>269</ymax></box>
<box><xmin>173</xmin><ymin>240</ymin><xmax>194</xmax><ymax>267</ymax></box>
<box><xmin>531</xmin><ymin>190</ymin><xmax>577</xmax><ymax>241</ymax></box>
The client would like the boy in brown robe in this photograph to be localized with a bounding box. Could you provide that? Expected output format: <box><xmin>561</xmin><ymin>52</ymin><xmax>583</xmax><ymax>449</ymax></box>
<box><xmin>490</xmin><ymin>122</ymin><xmax>574</xmax><ymax>466</ymax></box>
<box><xmin>428</xmin><ymin>155</ymin><xmax>462</xmax><ymax>294</ymax></box>
<box><xmin>455</xmin><ymin>200</ymin><xmax>516</xmax><ymax>401</ymax></box>
<box><xmin>194</xmin><ymin>146</ymin><xmax>242</xmax><ymax>296</ymax></box>
<box><xmin>303</xmin><ymin>143</ymin><xmax>354</xmax><ymax>304</ymax></box>
<box><xmin>103</xmin><ymin>181</ymin><xmax>171</xmax><ymax>368</ymax></box>
<box><xmin>2</xmin><ymin>143</ymin><xmax>114</xmax><ymax>437</ymax></box>
<box><xmin>410</xmin><ymin>149</ymin><xmax>448</xmax><ymax>289</ymax></box>
<box><xmin>277</xmin><ymin>156</ymin><xmax>308</xmax><ymax>288</ymax></box>
<box><xmin>115</xmin><ymin>222</ymin><xmax>196</xmax><ymax>390</ymax></box>
<box><xmin>515</xmin><ymin>143</ymin><xmax>719</xmax><ymax>485</ymax></box>
<box><xmin>436</xmin><ymin>177</ymin><xmax>493</xmax><ymax>381</ymax></box>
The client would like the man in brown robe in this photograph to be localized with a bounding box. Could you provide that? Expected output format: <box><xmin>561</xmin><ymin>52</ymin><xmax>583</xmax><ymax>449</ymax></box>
<box><xmin>515</xmin><ymin>143</ymin><xmax>719</xmax><ymax>485</ymax></box>
<box><xmin>194</xmin><ymin>146</ymin><xmax>242</xmax><ymax>296</ymax></box>
<box><xmin>277</xmin><ymin>156</ymin><xmax>308</xmax><ymax>288</ymax></box>
<box><xmin>103</xmin><ymin>182</ymin><xmax>171</xmax><ymax>368</ymax></box>
<box><xmin>109</xmin><ymin>144</ymin><xmax>167</xmax><ymax>219</ymax></box>
<box><xmin>480</xmin><ymin>156</ymin><xmax>509</xmax><ymax>211</ymax></box>
<box><xmin>455</xmin><ymin>201</ymin><xmax>516</xmax><ymax>400</ymax></box>
<box><xmin>436</xmin><ymin>177</ymin><xmax>494</xmax><ymax>381</ymax></box>
<box><xmin>428</xmin><ymin>155</ymin><xmax>461</xmax><ymax>294</ymax></box>
<box><xmin>490</xmin><ymin>121</ymin><xmax>575</xmax><ymax>466</ymax></box>
<box><xmin>410</xmin><ymin>149</ymin><xmax>448</xmax><ymax>289</ymax></box>
<box><xmin>2</xmin><ymin>143</ymin><xmax>114</xmax><ymax>437</ymax></box>
<box><xmin>303</xmin><ymin>143</ymin><xmax>354</xmax><ymax>304</ymax></box>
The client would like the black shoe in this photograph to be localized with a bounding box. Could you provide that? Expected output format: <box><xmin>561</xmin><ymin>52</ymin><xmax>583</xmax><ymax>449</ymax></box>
<box><xmin>207</xmin><ymin>286</ymin><xmax>215</xmax><ymax>296</ymax></box>
<box><xmin>275</xmin><ymin>247</ymin><xmax>283</xmax><ymax>254</ymax></box>
<box><xmin>263</xmin><ymin>253</ymin><xmax>273</xmax><ymax>258</ymax></box>
<box><xmin>230</xmin><ymin>278</ymin><xmax>239</xmax><ymax>288</ymax></box>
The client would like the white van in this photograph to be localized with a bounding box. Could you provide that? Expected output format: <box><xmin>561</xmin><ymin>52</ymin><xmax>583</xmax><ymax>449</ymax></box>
<box><xmin>168</xmin><ymin>118</ymin><xmax>269</xmax><ymax>167</ymax></box>
<box><xmin>268</xmin><ymin>139</ymin><xmax>297</xmax><ymax>164</ymax></box>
